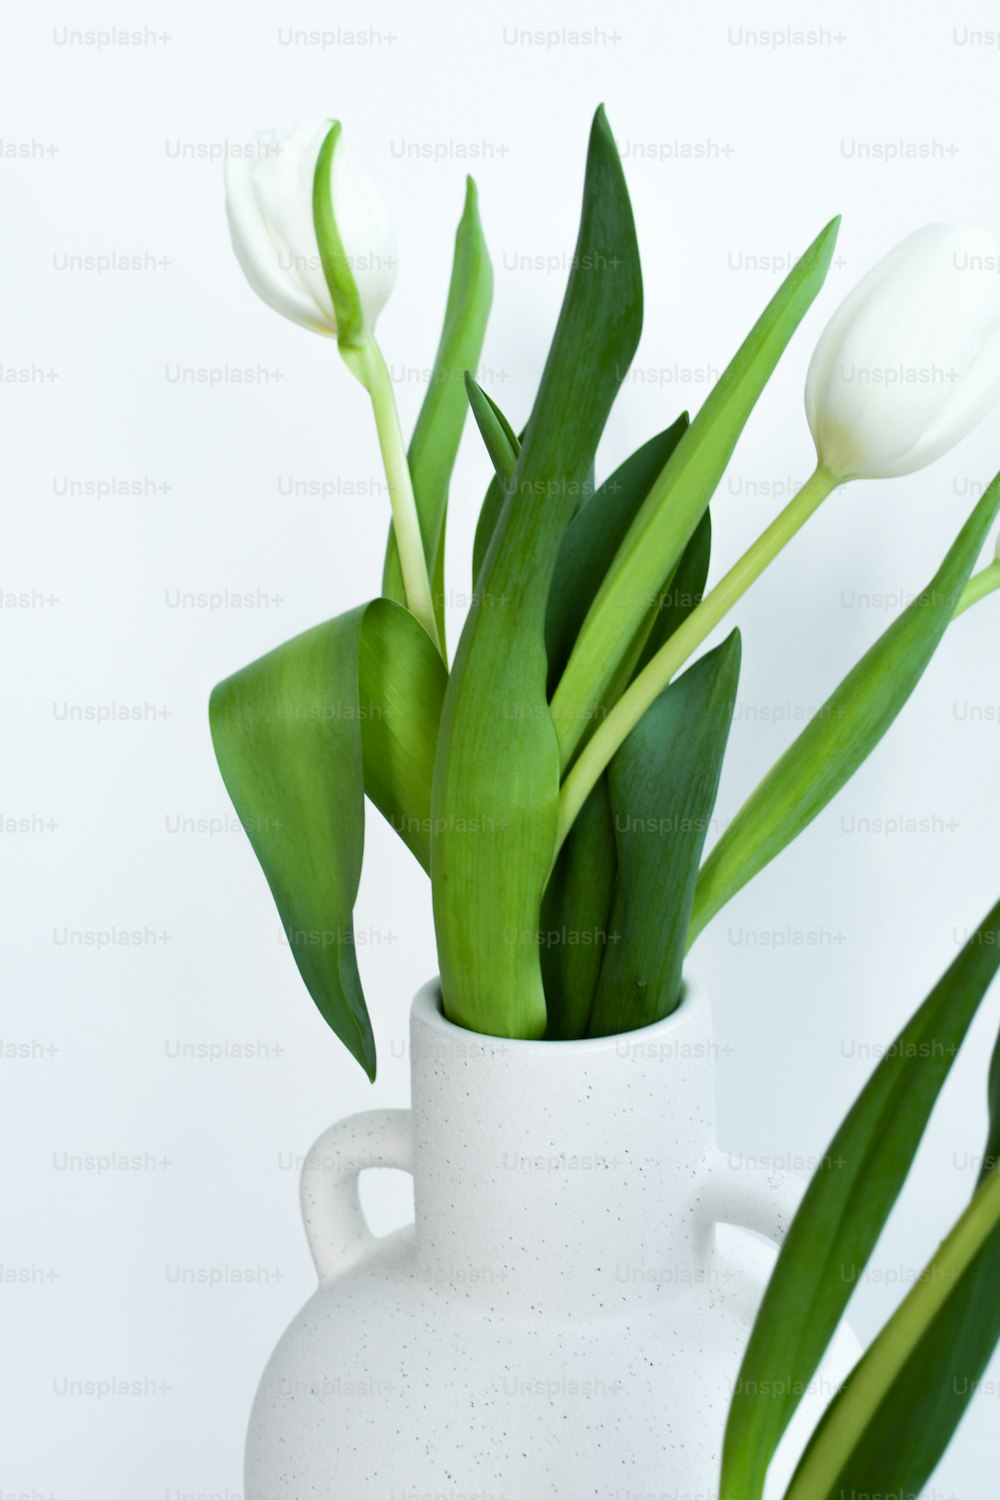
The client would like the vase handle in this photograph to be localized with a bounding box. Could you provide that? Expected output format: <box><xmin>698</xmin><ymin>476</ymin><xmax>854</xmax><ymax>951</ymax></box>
<box><xmin>300</xmin><ymin>1108</ymin><xmax>413</xmax><ymax>1284</ymax></box>
<box><xmin>697</xmin><ymin>1147</ymin><xmax>804</xmax><ymax>1249</ymax></box>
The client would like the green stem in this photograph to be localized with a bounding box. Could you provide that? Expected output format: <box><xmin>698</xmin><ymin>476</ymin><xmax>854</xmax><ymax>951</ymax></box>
<box><xmin>553</xmin><ymin>462</ymin><xmax>842</xmax><ymax>859</ymax></box>
<box><xmin>346</xmin><ymin>337</ymin><xmax>441</xmax><ymax>653</ymax></box>
<box><xmin>954</xmin><ymin>557</ymin><xmax>1000</xmax><ymax>618</ymax></box>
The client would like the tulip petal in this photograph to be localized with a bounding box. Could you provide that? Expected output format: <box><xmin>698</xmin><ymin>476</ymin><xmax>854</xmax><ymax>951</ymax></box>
<box><xmin>888</xmin><ymin>314</ymin><xmax>1000</xmax><ymax>476</ymax></box>
<box><xmin>806</xmin><ymin>224</ymin><xmax>1000</xmax><ymax>478</ymax></box>
<box><xmin>225</xmin><ymin>138</ymin><xmax>332</xmax><ymax>333</ymax></box>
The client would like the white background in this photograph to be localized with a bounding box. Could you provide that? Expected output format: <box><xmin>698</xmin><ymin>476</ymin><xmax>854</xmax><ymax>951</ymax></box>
<box><xmin>3</xmin><ymin>0</ymin><xmax>1000</xmax><ymax>1494</ymax></box>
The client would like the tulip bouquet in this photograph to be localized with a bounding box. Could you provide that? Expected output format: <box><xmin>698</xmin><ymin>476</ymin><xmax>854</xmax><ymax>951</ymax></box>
<box><xmin>213</xmin><ymin>108</ymin><xmax>1000</xmax><ymax>1079</ymax></box>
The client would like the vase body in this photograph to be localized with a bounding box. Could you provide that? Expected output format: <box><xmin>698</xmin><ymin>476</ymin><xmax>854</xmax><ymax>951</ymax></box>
<box><xmin>245</xmin><ymin>978</ymin><xmax>856</xmax><ymax>1498</ymax></box>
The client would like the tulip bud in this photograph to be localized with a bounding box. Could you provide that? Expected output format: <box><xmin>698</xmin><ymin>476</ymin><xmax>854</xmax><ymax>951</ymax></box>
<box><xmin>224</xmin><ymin>120</ymin><xmax>397</xmax><ymax>345</ymax></box>
<box><xmin>805</xmin><ymin>225</ymin><xmax>1000</xmax><ymax>480</ymax></box>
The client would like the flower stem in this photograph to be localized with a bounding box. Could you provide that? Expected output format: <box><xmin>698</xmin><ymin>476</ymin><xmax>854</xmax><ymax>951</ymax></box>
<box><xmin>953</xmin><ymin>557</ymin><xmax>1000</xmax><ymax>618</ymax></box>
<box><xmin>347</xmin><ymin>337</ymin><xmax>441</xmax><ymax>653</ymax></box>
<box><xmin>553</xmin><ymin>462</ymin><xmax>842</xmax><ymax>861</ymax></box>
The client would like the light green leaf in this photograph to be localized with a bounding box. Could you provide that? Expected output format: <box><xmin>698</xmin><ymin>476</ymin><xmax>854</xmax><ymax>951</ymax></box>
<box><xmin>587</xmin><ymin>631</ymin><xmax>740</xmax><ymax>1037</ymax></box>
<box><xmin>383</xmin><ymin>178</ymin><xmax>493</xmax><ymax>644</ymax></box>
<box><xmin>431</xmin><ymin>106</ymin><xmax>643</xmax><ymax>1038</ymax></box>
<box><xmin>550</xmin><ymin>216</ymin><xmax>841</xmax><ymax>763</ymax></box>
<box><xmin>691</xmin><ymin>476</ymin><xmax>1000</xmax><ymax>947</ymax></box>
<box><xmin>720</xmin><ymin>898</ymin><xmax>1000</xmax><ymax>1500</ymax></box>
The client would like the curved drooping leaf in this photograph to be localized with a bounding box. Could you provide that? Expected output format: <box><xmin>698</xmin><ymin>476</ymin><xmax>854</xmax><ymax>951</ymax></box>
<box><xmin>720</xmin><ymin>898</ymin><xmax>1000</xmax><ymax>1500</ymax></box>
<box><xmin>431</xmin><ymin>106</ymin><xmax>643</xmax><ymax>1038</ymax></box>
<box><xmin>210</xmin><ymin>600</ymin><xmax>447</xmax><ymax>1078</ymax></box>
<box><xmin>210</xmin><ymin>609</ymin><xmax>373</xmax><ymax>1077</ymax></box>
<box><xmin>783</xmin><ymin>1163</ymin><xmax>1000</xmax><ymax>1500</ymax></box>
<box><xmin>545</xmin><ymin>417</ymin><xmax>689</xmax><ymax>690</ymax></box>
<box><xmin>586</xmin><ymin>631</ymin><xmax>740</xmax><ymax>1037</ymax></box>
<box><xmin>549</xmin><ymin>215</ymin><xmax>841</xmax><ymax>763</ymax></box>
<box><xmin>690</xmin><ymin>476</ymin><xmax>1000</xmax><ymax>948</ymax></box>
<box><xmin>358</xmin><ymin>598</ymin><xmax>448</xmax><ymax>872</ymax></box>
<box><xmin>382</xmin><ymin>177</ymin><xmax>493</xmax><ymax>645</ymax></box>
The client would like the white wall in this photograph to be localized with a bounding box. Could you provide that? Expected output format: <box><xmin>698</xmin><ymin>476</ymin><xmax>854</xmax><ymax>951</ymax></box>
<box><xmin>3</xmin><ymin>0</ymin><xmax>998</xmax><ymax>1493</ymax></box>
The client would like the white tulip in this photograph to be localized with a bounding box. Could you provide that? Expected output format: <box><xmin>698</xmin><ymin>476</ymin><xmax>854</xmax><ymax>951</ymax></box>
<box><xmin>225</xmin><ymin>119</ymin><xmax>396</xmax><ymax>342</ymax></box>
<box><xmin>805</xmin><ymin>224</ymin><xmax>1000</xmax><ymax>480</ymax></box>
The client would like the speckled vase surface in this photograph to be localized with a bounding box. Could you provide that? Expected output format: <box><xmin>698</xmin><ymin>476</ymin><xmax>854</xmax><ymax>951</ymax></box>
<box><xmin>245</xmin><ymin>977</ymin><xmax>857</xmax><ymax>1498</ymax></box>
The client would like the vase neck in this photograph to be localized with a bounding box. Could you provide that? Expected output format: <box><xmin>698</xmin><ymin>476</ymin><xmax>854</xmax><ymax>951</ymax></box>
<box><xmin>408</xmin><ymin>981</ymin><xmax>722</xmax><ymax>1311</ymax></box>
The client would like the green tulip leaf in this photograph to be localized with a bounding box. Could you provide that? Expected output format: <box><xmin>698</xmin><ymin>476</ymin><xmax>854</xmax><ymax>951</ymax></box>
<box><xmin>471</xmin><ymin>398</ymin><xmax>524</xmax><ymax>590</ymax></box>
<box><xmin>550</xmin><ymin>215</ymin><xmax>841</xmax><ymax>760</ymax></box>
<box><xmin>431</xmin><ymin>105</ymin><xmax>643</xmax><ymax>1038</ymax></box>
<box><xmin>545</xmin><ymin>417</ymin><xmax>689</xmax><ymax>690</ymax></box>
<box><xmin>586</xmin><ymin>630</ymin><xmax>741</xmax><ymax>1037</ymax></box>
<box><xmin>210</xmin><ymin>599</ymin><xmax>447</xmax><ymax>1078</ymax></box>
<box><xmin>382</xmin><ymin>177</ymin><xmax>493</xmax><ymax>645</ymax></box>
<box><xmin>690</xmin><ymin>476</ymin><xmax>1000</xmax><ymax>947</ymax></box>
<box><xmin>209</xmin><ymin>608</ymin><xmax>373</xmax><ymax>1077</ymax></box>
<box><xmin>358</xmin><ymin>598</ymin><xmax>448</xmax><ymax>872</ymax></box>
<box><xmin>720</xmin><ymin>898</ymin><xmax>1000</xmax><ymax>1500</ymax></box>
<box><xmin>539</xmin><ymin>421</ymin><xmax>692</xmax><ymax>1038</ymax></box>
<box><xmin>788</xmin><ymin>985</ymin><xmax>1000</xmax><ymax>1500</ymax></box>
<box><xmin>465</xmin><ymin>374</ymin><xmax>520</xmax><ymax>487</ymax></box>
<box><xmin>783</xmin><ymin>1153</ymin><xmax>1000</xmax><ymax>1500</ymax></box>
<box><xmin>634</xmin><ymin>506</ymin><xmax>711</xmax><ymax>673</ymax></box>
<box><xmin>540</xmin><ymin>778</ymin><xmax>617</xmax><ymax>1040</ymax></box>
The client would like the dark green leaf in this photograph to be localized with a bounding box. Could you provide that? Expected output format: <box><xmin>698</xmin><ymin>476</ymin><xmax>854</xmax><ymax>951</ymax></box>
<box><xmin>540</xmin><ymin>477</ymin><xmax>709</xmax><ymax>1039</ymax></box>
<box><xmin>586</xmin><ymin>631</ymin><xmax>740</xmax><ymax>1037</ymax></box>
<box><xmin>431</xmin><ymin>106</ymin><xmax>643</xmax><ymax>1037</ymax></box>
<box><xmin>545</xmin><ymin>417</ymin><xmax>689</xmax><ymax>690</ymax></box>
<box><xmin>540</xmin><ymin>778</ymin><xmax>616</xmax><ymax>1039</ymax></box>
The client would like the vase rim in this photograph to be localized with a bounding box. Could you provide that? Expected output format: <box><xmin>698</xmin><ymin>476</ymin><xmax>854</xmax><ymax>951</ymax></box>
<box><xmin>410</xmin><ymin>973</ymin><xmax>707</xmax><ymax>1053</ymax></box>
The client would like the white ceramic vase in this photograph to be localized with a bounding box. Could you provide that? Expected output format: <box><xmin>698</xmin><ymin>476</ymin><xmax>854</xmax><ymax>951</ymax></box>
<box><xmin>245</xmin><ymin>978</ymin><xmax>856</xmax><ymax>1498</ymax></box>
